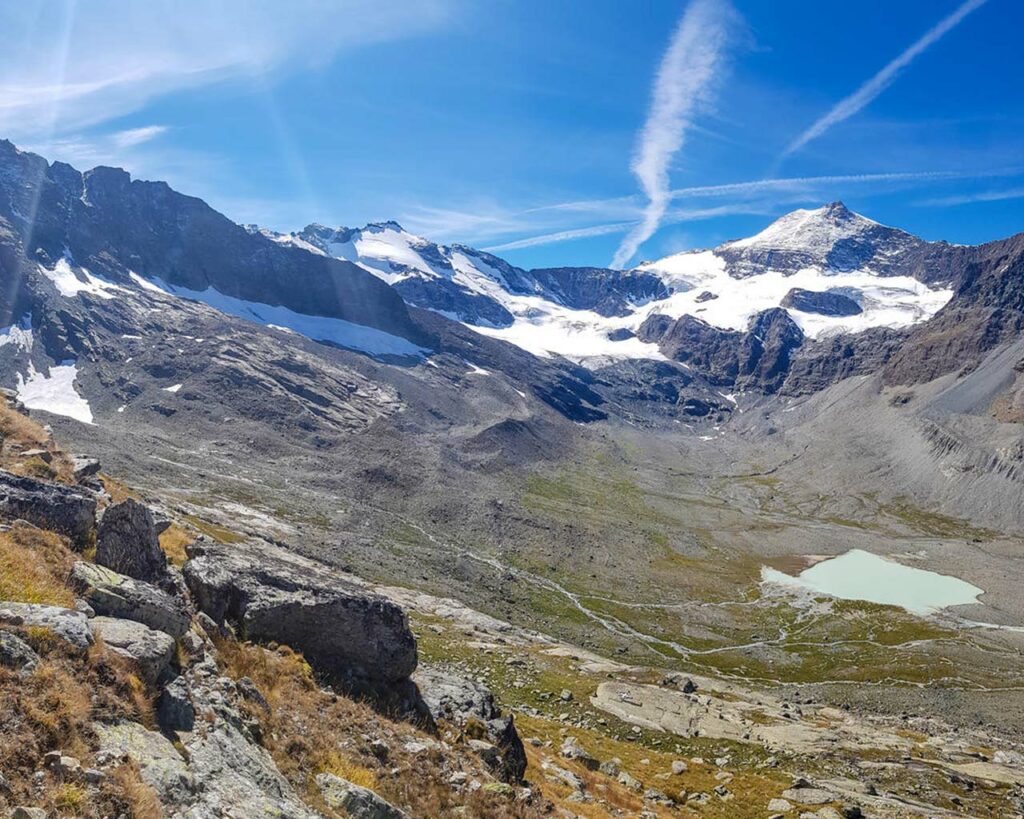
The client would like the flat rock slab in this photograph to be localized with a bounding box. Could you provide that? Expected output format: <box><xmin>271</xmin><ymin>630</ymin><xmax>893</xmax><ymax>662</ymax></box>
<box><xmin>0</xmin><ymin>602</ymin><xmax>93</xmax><ymax>649</ymax></box>
<box><xmin>71</xmin><ymin>561</ymin><xmax>190</xmax><ymax>637</ymax></box>
<box><xmin>183</xmin><ymin>539</ymin><xmax>416</xmax><ymax>684</ymax></box>
<box><xmin>90</xmin><ymin>616</ymin><xmax>175</xmax><ymax>684</ymax></box>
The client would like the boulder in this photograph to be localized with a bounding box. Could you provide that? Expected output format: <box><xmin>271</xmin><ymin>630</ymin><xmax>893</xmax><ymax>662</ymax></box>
<box><xmin>10</xmin><ymin>808</ymin><xmax>47</xmax><ymax>819</ymax></box>
<box><xmin>95</xmin><ymin>499</ymin><xmax>169</xmax><ymax>584</ymax></box>
<box><xmin>782</xmin><ymin>786</ymin><xmax>836</xmax><ymax>805</ymax></box>
<box><xmin>157</xmin><ymin>676</ymin><xmax>195</xmax><ymax>733</ymax></box>
<box><xmin>0</xmin><ymin>630</ymin><xmax>39</xmax><ymax>671</ymax></box>
<box><xmin>0</xmin><ymin>603</ymin><xmax>93</xmax><ymax>649</ymax></box>
<box><xmin>70</xmin><ymin>455</ymin><xmax>101</xmax><ymax>481</ymax></box>
<box><xmin>316</xmin><ymin>772</ymin><xmax>410</xmax><ymax>819</ymax></box>
<box><xmin>0</xmin><ymin>471</ymin><xmax>96</xmax><ymax>549</ymax></box>
<box><xmin>414</xmin><ymin>666</ymin><xmax>527</xmax><ymax>783</ymax></box>
<box><xmin>183</xmin><ymin>539</ymin><xmax>416</xmax><ymax>684</ymax></box>
<box><xmin>90</xmin><ymin>616</ymin><xmax>175</xmax><ymax>684</ymax></box>
<box><xmin>70</xmin><ymin>562</ymin><xmax>190</xmax><ymax>637</ymax></box>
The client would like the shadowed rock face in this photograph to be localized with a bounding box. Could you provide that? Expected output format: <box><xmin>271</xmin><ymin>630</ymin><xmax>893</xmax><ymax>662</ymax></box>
<box><xmin>0</xmin><ymin>471</ymin><xmax>96</xmax><ymax>549</ymax></box>
<box><xmin>638</xmin><ymin>308</ymin><xmax>804</xmax><ymax>393</ymax></box>
<box><xmin>782</xmin><ymin>288</ymin><xmax>863</xmax><ymax>317</ymax></box>
<box><xmin>0</xmin><ymin>140</ymin><xmax>424</xmax><ymax>345</ymax></box>
<box><xmin>183</xmin><ymin>539</ymin><xmax>417</xmax><ymax>684</ymax></box>
<box><xmin>95</xmin><ymin>499</ymin><xmax>169</xmax><ymax>585</ymax></box>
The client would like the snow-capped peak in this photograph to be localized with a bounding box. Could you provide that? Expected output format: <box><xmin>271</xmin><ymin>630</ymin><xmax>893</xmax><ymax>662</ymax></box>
<box><xmin>721</xmin><ymin>201</ymin><xmax>883</xmax><ymax>255</ymax></box>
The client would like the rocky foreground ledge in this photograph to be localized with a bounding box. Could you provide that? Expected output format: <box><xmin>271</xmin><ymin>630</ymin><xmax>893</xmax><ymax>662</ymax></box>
<box><xmin>0</xmin><ymin>400</ymin><xmax>533</xmax><ymax>817</ymax></box>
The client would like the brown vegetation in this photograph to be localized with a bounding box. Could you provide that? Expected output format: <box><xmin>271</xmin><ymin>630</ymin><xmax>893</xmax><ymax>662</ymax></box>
<box><xmin>0</xmin><ymin>524</ymin><xmax>76</xmax><ymax>607</ymax></box>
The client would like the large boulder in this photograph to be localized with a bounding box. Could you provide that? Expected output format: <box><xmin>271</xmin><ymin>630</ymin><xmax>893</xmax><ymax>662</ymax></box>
<box><xmin>90</xmin><ymin>616</ymin><xmax>175</xmax><ymax>684</ymax></box>
<box><xmin>0</xmin><ymin>602</ymin><xmax>93</xmax><ymax>649</ymax></box>
<box><xmin>95</xmin><ymin>499</ymin><xmax>168</xmax><ymax>584</ymax></box>
<box><xmin>316</xmin><ymin>772</ymin><xmax>410</xmax><ymax>819</ymax></box>
<box><xmin>70</xmin><ymin>561</ymin><xmax>191</xmax><ymax>637</ymax></box>
<box><xmin>183</xmin><ymin>539</ymin><xmax>416</xmax><ymax>684</ymax></box>
<box><xmin>414</xmin><ymin>667</ymin><xmax>526</xmax><ymax>783</ymax></box>
<box><xmin>0</xmin><ymin>471</ymin><xmax>96</xmax><ymax>549</ymax></box>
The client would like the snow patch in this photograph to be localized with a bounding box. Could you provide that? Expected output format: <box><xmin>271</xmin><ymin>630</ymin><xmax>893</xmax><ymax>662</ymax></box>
<box><xmin>39</xmin><ymin>259</ymin><xmax>124</xmax><ymax>299</ymax></box>
<box><xmin>135</xmin><ymin>276</ymin><xmax>430</xmax><ymax>358</ymax></box>
<box><xmin>16</xmin><ymin>361</ymin><xmax>94</xmax><ymax>424</ymax></box>
<box><xmin>164</xmin><ymin>383</ymin><xmax>183</xmax><ymax>393</ymax></box>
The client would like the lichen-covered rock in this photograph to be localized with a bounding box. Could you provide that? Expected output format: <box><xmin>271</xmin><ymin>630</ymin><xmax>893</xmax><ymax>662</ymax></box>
<box><xmin>70</xmin><ymin>561</ymin><xmax>190</xmax><ymax>637</ymax></box>
<box><xmin>90</xmin><ymin>616</ymin><xmax>175</xmax><ymax>684</ymax></box>
<box><xmin>0</xmin><ymin>630</ymin><xmax>39</xmax><ymax>671</ymax></box>
<box><xmin>414</xmin><ymin>666</ymin><xmax>526</xmax><ymax>783</ymax></box>
<box><xmin>95</xmin><ymin>499</ymin><xmax>168</xmax><ymax>584</ymax></box>
<box><xmin>183</xmin><ymin>539</ymin><xmax>416</xmax><ymax>684</ymax></box>
<box><xmin>316</xmin><ymin>772</ymin><xmax>410</xmax><ymax>819</ymax></box>
<box><xmin>0</xmin><ymin>602</ymin><xmax>93</xmax><ymax>648</ymax></box>
<box><xmin>0</xmin><ymin>470</ymin><xmax>96</xmax><ymax>549</ymax></box>
<box><xmin>93</xmin><ymin>721</ymin><xmax>195</xmax><ymax>805</ymax></box>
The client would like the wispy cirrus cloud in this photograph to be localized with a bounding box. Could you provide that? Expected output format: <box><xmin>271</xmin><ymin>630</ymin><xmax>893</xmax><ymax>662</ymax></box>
<box><xmin>782</xmin><ymin>0</ymin><xmax>989</xmax><ymax>158</ymax></box>
<box><xmin>918</xmin><ymin>186</ymin><xmax>1024</xmax><ymax>207</ymax></box>
<box><xmin>485</xmin><ymin>204</ymin><xmax>766</xmax><ymax>253</ymax></box>
<box><xmin>611</xmin><ymin>0</ymin><xmax>739</xmax><ymax>268</ymax></box>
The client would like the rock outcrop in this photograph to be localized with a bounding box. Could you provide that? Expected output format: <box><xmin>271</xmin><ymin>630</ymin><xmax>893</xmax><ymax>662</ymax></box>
<box><xmin>414</xmin><ymin>666</ymin><xmax>527</xmax><ymax>783</ymax></box>
<box><xmin>90</xmin><ymin>616</ymin><xmax>176</xmax><ymax>684</ymax></box>
<box><xmin>183</xmin><ymin>539</ymin><xmax>417</xmax><ymax>684</ymax></box>
<box><xmin>0</xmin><ymin>471</ymin><xmax>96</xmax><ymax>549</ymax></box>
<box><xmin>0</xmin><ymin>603</ymin><xmax>93</xmax><ymax>649</ymax></box>
<box><xmin>95</xmin><ymin>499</ymin><xmax>170</xmax><ymax>585</ymax></box>
<box><xmin>70</xmin><ymin>561</ymin><xmax>191</xmax><ymax>637</ymax></box>
<box><xmin>317</xmin><ymin>772</ymin><xmax>411</xmax><ymax>818</ymax></box>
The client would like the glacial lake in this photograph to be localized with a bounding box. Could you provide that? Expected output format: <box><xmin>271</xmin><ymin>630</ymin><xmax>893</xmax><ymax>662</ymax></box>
<box><xmin>761</xmin><ymin>548</ymin><xmax>983</xmax><ymax>615</ymax></box>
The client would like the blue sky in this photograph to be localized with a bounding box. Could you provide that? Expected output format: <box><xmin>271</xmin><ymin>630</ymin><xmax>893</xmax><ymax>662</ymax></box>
<box><xmin>1</xmin><ymin>0</ymin><xmax>1022</xmax><ymax>269</ymax></box>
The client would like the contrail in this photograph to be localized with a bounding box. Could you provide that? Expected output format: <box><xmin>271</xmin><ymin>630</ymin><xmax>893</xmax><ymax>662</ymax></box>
<box><xmin>611</xmin><ymin>0</ymin><xmax>736</xmax><ymax>268</ymax></box>
<box><xmin>783</xmin><ymin>0</ymin><xmax>989</xmax><ymax>157</ymax></box>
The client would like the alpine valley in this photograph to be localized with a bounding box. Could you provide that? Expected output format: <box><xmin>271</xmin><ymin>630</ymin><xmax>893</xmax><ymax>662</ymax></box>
<box><xmin>4</xmin><ymin>139</ymin><xmax>1024</xmax><ymax>818</ymax></box>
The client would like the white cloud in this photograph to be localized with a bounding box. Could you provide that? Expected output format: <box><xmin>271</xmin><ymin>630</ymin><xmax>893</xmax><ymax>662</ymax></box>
<box><xmin>111</xmin><ymin>125</ymin><xmax>168</xmax><ymax>149</ymax></box>
<box><xmin>0</xmin><ymin>1</ymin><xmax>455</xmax><ymax>139</ymax></box>
<box><xmin>918</xmin><ymin>186</ymin><xmax>1024</xmax><ymax>207</ymax></box>
<box><xmin>611</xmin><ymin>0</ymin><xmax>738</xmax><ymax>268</ymax></box>
<box><xmin>783</xmin><ymin>0</ymin><xmax>989</xmax><ymax>157</ymax></box>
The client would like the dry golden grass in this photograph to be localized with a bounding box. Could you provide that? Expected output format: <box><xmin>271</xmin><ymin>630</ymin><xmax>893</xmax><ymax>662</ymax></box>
<box><xmin>0</xmin><ymin>401</ymin><xmax>76</xmax><ymax>482</ymax></box>
<box><xmin>0</xmin><ymin>525</ymin><xmax>76</xmax><ymax>607</ymax></box>
<box><xmin>111</xmin><ymin>764</ymin><xmax>164</xmax><ymax>819</ymax></box>
<box><xmin>158</xmin><ymin>522</ymin><xmax>194</xmax><ymax>567</ymax></box>
<box><xmin>0</xmin><ymin>625</ymin><xmax>156</xmax><ymax>816</ymax></box>
<box><xmin>99</xmin><ymin>474</ymin><xmax>139</xmax><ymax>504</ymax></box>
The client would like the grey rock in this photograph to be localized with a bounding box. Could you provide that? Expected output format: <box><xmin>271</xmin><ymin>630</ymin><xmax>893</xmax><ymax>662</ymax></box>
<box><xmin>183</xmin><ymin>539</ymin><xmax>416</xmax><ymax>684</ymax></box>
<box><xmin>10</xmin><ymin>809</ymin><xmax>47</xmax><ymax>819</ymax></box>
<box><xmin>782</xmin><ymin>786</ymin><xmax>836</xmax><ymax>805</ymax></box>
<box><xmin>157</xmin><ymin>676</ymin><xmax>195</xmax><ymax>733</ymax></box>
<box><xmin>70</xmin><ymin>561</ymin><xmax>190</xmax><ymax>637</ymax></box>
<box><xmin>0</xmin><ymin>630</ymin><xmax>39</xmax><ymax>671</ymax></box>
<box><xmin>93</xmin><ymin>721</ymin><xmax>195</xmax><ymax>805</ymax></box>
<box><xmin>413</xmin><ymin>666</ymin><xmax>526</xmax><ymax>783</ymax></box>
<box><xmin>0</xmin><ymin>471</ymin><xmax>96</xmax><ymax>549</ymax></box>
<box><xmin>0</xmin><ymin>603</ymin><xmax>93</xmax><ymax>649</ymax></box>
<box><xmin>782</xmin><ymin>288</ymin><xmax>863</xmax><ymax>317</ymax></box>
<box><xmin>560</xmin><ymin>736</ymin><xmax>599</xmax><ymax>771</ymax></box>
<box><xmin>95</xmin><ymin>499</ymin><xmax>169</xmax><ymax>585</ymax></box>
<box><xmin>317</xmin><ymin>772</ymin><xmax>410</xmax><ymax>819</ymax></box>
<box><xmin>618</xmin><ymin>771</ymin><xmax>643</xmax><ymax>792</ymax></box>
<box><xmin>70</xmin><ymin>455</ymin><xmax>101</xmax><ymax>481</ymax></box>
<box><xmin>768</xmin><ymin>797</ymin><xmax>793</xmax><ymax>812</ymax></box>
<box><xmin>90</xmin><ymin>616</ymin><xmax>175</xmax><ymax>684</ymax></box>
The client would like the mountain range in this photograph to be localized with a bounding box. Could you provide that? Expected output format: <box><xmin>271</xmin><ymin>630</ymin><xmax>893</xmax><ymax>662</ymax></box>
<box><xmin>5</xmin><ymin>140</ymin><xmax>1024</xmax><ymax>812</ymax></box>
